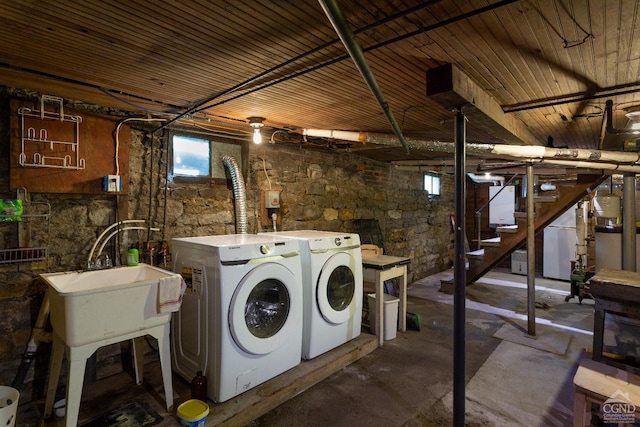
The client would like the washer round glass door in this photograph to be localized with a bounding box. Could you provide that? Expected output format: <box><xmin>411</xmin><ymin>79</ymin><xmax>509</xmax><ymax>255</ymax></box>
<box><xmin>229</xmin><ymin>262</ymin><xmax>301</xmax><ymax>355</ymax></box>
<box><xmin>316</xmin><ymin>252</ymin><xmax>356</xmax><ymax>324</ymax></box>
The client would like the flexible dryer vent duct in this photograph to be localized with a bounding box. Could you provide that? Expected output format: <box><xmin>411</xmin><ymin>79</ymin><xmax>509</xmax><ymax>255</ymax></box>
<box><xmin>222</xmin><ymin>156</ymin><xmax>248</xmax><ymax>234</ymax></box>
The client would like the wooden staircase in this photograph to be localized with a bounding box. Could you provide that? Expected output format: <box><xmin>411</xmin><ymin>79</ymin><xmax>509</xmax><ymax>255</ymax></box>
<box><xmin>445</xmin><ymin>173</ymin><xmax>607</xmax><ymax>290</ymax></box>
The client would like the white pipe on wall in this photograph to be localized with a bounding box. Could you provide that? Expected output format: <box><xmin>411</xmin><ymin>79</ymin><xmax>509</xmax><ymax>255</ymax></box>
<box><xmin>88</xmin><ymin>219</ymin><xmax>146</xmax><ymax>264</ymax></box>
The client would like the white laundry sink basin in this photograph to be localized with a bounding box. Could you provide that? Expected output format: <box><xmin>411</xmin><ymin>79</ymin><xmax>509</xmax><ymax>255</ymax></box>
<box><xmin>41</xmin><ymin>264</ymin><xmax>181</xmax><ymax>347</ymax></box>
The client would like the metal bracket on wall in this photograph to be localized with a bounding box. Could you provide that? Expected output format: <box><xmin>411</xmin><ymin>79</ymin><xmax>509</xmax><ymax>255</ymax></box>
<box><xmin>18</xmin><ymin>95</ymin><xmax>85</xmax><ymax>170</ymax></box>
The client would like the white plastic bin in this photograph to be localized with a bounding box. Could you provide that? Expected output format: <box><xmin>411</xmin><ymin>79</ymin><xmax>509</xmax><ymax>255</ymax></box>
<box><xmin>0</xmin><ymin>386</ymin><xmax>19</xmax><ymax>427</ymax></box>
<box><xmin>367</xmin><ymin>293</ymin><xmax>399</xmax><ymax>340</ymax></box>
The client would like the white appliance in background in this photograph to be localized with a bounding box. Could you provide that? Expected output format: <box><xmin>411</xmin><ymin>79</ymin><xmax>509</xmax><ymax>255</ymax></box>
<box><xmin>489</xmin><ymin>185</ymin><xmax>516</xmax><ymax>226</ymax></box>
<box><xmin>170</xmin><ymin>234</ymin><xmax>303</xmax><ymax>403</ymax></box>
<box><xmin>511</xmin><ymin>250</ymin><xmax>527</xmax><ymax>275</ymax></box>
<box><xmin>594</xmin><ymin>230</ymin><xmax>640</xmax><ymax>272</ymax></box>
<box><xmin>543</xmin><ymin>204</ymin><xmax>579</xmax><ymax>280</ymax></box>
<box><xmin>261</xmin><ymin>230</ymin><xmax>362</xmax><ymax>359</ymax></box>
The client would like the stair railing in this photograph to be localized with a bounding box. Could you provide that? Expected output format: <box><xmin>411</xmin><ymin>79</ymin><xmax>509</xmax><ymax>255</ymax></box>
<box><xmin>474</xmin><ymin>173</ymin><xmax>520</xmax><ymax>249</ymax></box>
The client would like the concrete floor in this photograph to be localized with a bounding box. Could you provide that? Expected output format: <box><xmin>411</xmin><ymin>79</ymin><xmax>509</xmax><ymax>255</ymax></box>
<box><xmin>250</xmin><ymin>269</ymin><xmax>594</xmax><ymax>427</ymax></box>
<box><xmin>16</xmin><ymin>268</ymin><xmax>595</xmax><ymax>426</ymax></box>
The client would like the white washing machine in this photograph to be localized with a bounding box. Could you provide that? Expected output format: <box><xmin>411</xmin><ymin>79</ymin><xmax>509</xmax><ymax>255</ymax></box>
<box><xmin>261</xmin><ymin>230</ymin><xmax>362</xmax><ymax>359</ymax></box>
<box><xmin>170</xmin><ymin>234</ymin><xmax>303</xmax><ymax>402</ymax></box>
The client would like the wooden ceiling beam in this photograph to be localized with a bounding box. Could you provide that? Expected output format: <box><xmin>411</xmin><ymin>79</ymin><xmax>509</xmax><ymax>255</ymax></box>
<box><xmin>426</xmin><ymin>63</ymin><xmax>545</xmax><ymax>147</ymax></box>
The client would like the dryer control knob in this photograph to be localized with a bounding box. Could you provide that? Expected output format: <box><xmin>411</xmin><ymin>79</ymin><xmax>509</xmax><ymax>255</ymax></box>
<box><xmin>334</xmin><ymin>238</ymin><xmax>342</xmax><ymax>246</ymax></box>
<box><xmin>260</xmin><ymin>244</ymin><xmax>270</xmax><ymax>254</ymax></box>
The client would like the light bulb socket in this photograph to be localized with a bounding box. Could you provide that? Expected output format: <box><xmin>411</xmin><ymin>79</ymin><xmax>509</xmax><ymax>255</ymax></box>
<box><xmin>247</xmin><ymin>116</ymin><xmax>265</xmax><ymax>129</ymax></box>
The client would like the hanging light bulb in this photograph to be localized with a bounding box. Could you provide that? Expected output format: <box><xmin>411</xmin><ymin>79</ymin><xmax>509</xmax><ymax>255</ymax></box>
<box><xmin>252</xmin><ymin>127</ymin><xmax>262</xmax><ymax>144</ymax></box>
<box><xmin>247</xmin><ymin>117</ymin><xmax>265</xmax><ymax>144</ymax></box>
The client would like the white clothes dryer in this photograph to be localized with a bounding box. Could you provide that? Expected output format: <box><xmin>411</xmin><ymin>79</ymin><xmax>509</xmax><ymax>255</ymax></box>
<box><xmin>170</xmin><ymin>234</ymin><xmax>302</xmax><ymax>402</ymax></box>
<box><xmin>262</xmin><ymin>230</ymin><xmax>362</xmax><ymax>359</ymax></box>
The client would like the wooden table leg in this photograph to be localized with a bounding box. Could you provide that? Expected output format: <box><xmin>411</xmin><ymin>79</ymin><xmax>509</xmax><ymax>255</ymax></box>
<box><xmin>573</xmin><ymin>387</ymin><xmax>588</xmax><ymax>427</ymax></box>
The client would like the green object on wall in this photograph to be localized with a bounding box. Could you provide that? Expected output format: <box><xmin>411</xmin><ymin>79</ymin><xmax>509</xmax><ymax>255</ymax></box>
<box><xmin>0</xmin><ymin>199</ymin><xmax>22</xmax><ymax>222</ymax></box>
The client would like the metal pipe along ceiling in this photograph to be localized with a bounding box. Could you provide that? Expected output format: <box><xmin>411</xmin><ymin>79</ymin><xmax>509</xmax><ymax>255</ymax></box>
<box><xmin>301</xmin><ymin>129</ymin><xmax>640</xmax><ymax>171</ymax></box>
<box><xmin>318</xmin><ymin>0</ymin><xmax>411</xmax><ymax>155</ymax></box>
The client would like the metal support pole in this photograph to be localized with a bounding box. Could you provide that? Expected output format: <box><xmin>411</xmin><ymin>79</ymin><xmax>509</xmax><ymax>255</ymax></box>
<box><xmin>622</xmin><ymin>172</ymin><xmax>636</xmax><ymax>271</ymax></box>
<box><xmin>453</xmin><ymin>110</ymin><xmax>466</xmax><ymax>427</ymax></box>
<box><xmin>476</xmin><ymin>211</ymin><xmax>481</xmax><ymax>250</ymax></box>
<box><xmin>526</xmin><ymin>163</ymin><xmax>536</xmax><ymax>336</ymax></box>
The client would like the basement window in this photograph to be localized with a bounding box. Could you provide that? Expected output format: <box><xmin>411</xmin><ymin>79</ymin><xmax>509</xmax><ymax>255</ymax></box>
<box><xmin>423</xmin><ymin>173</ymin><xmax>440</xmax><ymax>197</ymax></box>
<box><xmin>169</xmin><ymin>131</ymin><xmax>244</xmax><ymax>185</ymax></box>
<box><xmin>172</xmin><ymin>135</ymin><xmax>210</xmax><ymax>176</ymax></box>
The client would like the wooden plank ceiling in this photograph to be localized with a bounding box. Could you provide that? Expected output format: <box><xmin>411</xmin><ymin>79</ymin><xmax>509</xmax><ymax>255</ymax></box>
<box><xmin>1</xmin><ymin>0</ymin><xmax>639</xmax><ymax>169</ymax></box>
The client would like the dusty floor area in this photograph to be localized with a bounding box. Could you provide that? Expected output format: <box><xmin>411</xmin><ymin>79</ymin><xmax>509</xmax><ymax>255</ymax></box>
<box><xmin>15</xmin><ymin>269</ymin><xmax>595</xmax><ymax>426</ymax></box>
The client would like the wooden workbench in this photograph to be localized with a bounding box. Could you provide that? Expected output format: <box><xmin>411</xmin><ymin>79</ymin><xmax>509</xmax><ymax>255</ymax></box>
<box><xmin>587</xmin><ymin>268</ymin><xmax>640</xmax><ymax>371</ymax></box>
<box><xmin>573</xmin><ymin>357</ymin><xmax>640</xmax><ymax>426</ymax></box>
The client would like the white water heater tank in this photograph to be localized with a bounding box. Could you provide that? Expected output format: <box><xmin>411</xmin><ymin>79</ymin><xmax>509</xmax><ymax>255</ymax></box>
<box><xmin>593</xmin><ymin>194</ymin><xmax>621</xmax><ymax>220</ymax></box>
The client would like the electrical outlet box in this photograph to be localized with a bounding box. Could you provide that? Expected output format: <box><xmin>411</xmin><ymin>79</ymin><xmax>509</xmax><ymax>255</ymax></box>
<box><xmin>265</xmin><ymin>190</ymin><xmax>280</xmax><ymax>208</ymax></box>
<box><xmin>103</xmin><ymin>175</ymin><xmax>122</xmax><ymax>192</ymax></box>
<box><xmin>260</xmin><ymin>190</ymin><xmax>282</xmax><ymax>228</ymax></box>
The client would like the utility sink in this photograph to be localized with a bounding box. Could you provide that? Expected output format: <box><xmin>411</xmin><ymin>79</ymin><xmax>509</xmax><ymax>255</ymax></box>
<box><xmin>41</xmin><ymin>263</ymin><xmax>181</xmax><ymax>347</ymax></box>
<box><xmin>42</xmin><ymin>263</ymin><xmax>179</xmax><ymax>426</ymax></box>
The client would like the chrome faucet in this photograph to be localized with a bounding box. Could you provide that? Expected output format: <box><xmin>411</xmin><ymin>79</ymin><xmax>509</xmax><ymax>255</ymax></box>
<box><xmin>96</xmin><ymin>253</ymin><xmax>112</xmax><ymax>269</ymax></box>
<box><xmin>87</xmin><ymin>253</ymin><xmax>112</xmax><ymax>270</ymax></box>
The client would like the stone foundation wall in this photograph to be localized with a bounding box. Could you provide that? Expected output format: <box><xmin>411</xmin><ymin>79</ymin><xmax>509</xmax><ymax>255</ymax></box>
<box><xmin>0</xmin><ymin>91</ymin><xmax>454</xmax><ymax>396</ymax></box>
